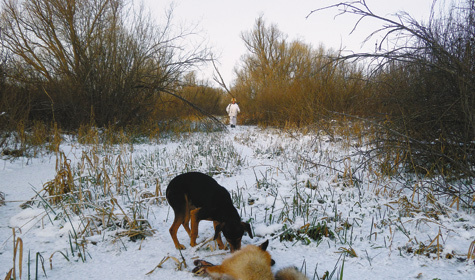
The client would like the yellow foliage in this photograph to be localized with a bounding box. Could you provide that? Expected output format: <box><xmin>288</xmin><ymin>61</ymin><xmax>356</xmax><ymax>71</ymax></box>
<box><xmin>233</xmin><ymin>17</ymin><xmax>369</xmax><ymax>127</ymax></box>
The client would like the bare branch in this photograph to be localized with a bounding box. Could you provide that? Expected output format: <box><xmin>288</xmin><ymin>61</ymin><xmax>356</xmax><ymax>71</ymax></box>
<box><xmin>211</xmin><ymin>55</ymin><xmax>232</xmax><ymax>96</ymax></box>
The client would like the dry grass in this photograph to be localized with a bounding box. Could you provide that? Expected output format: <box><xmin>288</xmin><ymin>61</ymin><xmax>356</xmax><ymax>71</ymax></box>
<box><xmin>400</xmin><ymin>229</ymin><xmax>446</xmax><ymax>260</ymax></box>
<box><xmin>23</xmin><ymin>123</ymin><xmax>239</xmax><ymax>264</ymax></box>
<box><xmin>4</xmin><ymin>229</ymin><xmax>23</xmax><ymax>280</ymax></box>
<box><xmin>0</xmin><ymin>191</ymin><xmax>5</xmax><ymax>207</ymax></box>
<box><xmin>1</xmin><ymin>121</ymin><xmax>62</xmax><ymax>159</ymax></box>
<box><xmin>336</xmin><ymin>247</ymin><xmax>357</xmax><ymax>258</ymax></box>
<box><xmin>42</xmin><ymin>151</ymin><xmax>75</xmax><ymax>205</ymax></box>
<box><xmin>468</xmin><ymin>240</ymin><xmax>475</xmax><ymax>261</ymax></box>
<box><xmin>29</xmin><ymin>135</ymin><xmax>159</xmax><ymax>251</ymax></box>
<box><xmin>3</xmin><ymin>119</ymin><xmax>473</xmax><ymax>279</ymax></box>
<box><xmin>146</xmin><ymin>254</ymin><xmax>188</xmax><ymax>274</ymax></box>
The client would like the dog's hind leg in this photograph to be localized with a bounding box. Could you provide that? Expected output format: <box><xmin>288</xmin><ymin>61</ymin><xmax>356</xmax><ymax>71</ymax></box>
<box><xmin>169</xmin><ymin>211</ymin><xmax>186</xmax><ymax>250</ymax></box>
<box><xmin>190</xmin><ymin>208</ymin><xmax>202</xmax><ymax>247</ymax></box>
<box><xmin>183</xmin><ymin>212</ymin><xmax>192</xmax><ymax>237</ymax></box>
<box><xmin>182</xmin><ymin>198</ymin><xmax>192</xmax><ymax>237</ymax></box>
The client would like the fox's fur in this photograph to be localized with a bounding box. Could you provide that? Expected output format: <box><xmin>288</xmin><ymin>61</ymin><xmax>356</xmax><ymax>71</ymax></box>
<box><xmin>193</xmin><ymin>240</ymin><xmax>308</xmax><ymax>280</ymax></box>
<box><xmin>274</xmin><ymin>267</ymin><xmax>309</xmax><ymax>280</ymax></box>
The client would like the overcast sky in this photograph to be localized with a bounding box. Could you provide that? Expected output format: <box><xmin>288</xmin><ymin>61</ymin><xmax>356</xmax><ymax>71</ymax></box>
<box><xmin>143</xmin><ymin>0</ymin><xmax>439</xmax><ymax>86</ymax></box>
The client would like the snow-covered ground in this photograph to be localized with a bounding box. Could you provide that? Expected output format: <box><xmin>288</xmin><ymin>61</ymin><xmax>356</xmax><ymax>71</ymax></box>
<box><xmin>1</xmin><ymin>126</ymin><xmax>474</xmax><ymax>279</ymax></box>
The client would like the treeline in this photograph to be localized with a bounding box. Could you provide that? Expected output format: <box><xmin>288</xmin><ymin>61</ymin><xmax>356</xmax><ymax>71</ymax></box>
<box><xmin>159</xmin><ymin>72</ymin><xmax>225</xmax><ymax>120</ymax></box>
<box><xmin>0</xmin><ymin>0</ymin><xmax>214</xmax><ymax>132</ymax></box>
<box><xmin>339</xmin><ymin>0</ymin><xmax>475</xmax><ymax>181</ymax></box>
<box><xmin>232</xmin><ymin>16</ymin><xmax>368</xmax><ymax>126</ymax></box>
<box><xmin>229</xmin><ymin>1</ymin><xmax>474</xmax><ymax>184</ymax></box>
<box><xmin>1</xmin><ymin>1</ymin><xmax>474</xmax><ymax>184</ymax></box>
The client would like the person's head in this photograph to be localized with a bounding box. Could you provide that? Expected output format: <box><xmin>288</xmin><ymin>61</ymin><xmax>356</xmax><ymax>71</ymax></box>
<box><xmin>231</xmin><ymin>98</ymin><xmax>236</xmax><ymax>104</ymax></box>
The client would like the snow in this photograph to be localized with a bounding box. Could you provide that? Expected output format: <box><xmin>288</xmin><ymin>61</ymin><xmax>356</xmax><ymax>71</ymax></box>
<box><xmin>1</xmin><ymin>126</ymin><xmax>474</xmax><ymax>279</ymax></box>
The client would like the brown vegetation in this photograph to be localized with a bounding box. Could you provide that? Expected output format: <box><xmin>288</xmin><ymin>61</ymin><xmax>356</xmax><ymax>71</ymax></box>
<box><xmin>0</xmin><ymin>0</ymin><xmax>211</xmax><ymax>131</ymax></box>
<box><xmin>306</xmin><ymin>0</ymin><xmax>475</xmax><ymax>201</ymax></box>
<box><xmin>160</xmin><ymin>72</ymin><xmax>225</xmax><ymax>119</ymax></box>
<box><xmin>228</xmin><ymin>0</ymin><xmax>474</xmax><ymax>202</ymax></box>
<box><xmin>233</xmin><ymin>16</ymin><xmax>368</xmax><ymax>126</ymax></box>
<box><xmin>0</xmin><ymin>0</ymin><xmax>473</xmax><ymax>201</ymax></box>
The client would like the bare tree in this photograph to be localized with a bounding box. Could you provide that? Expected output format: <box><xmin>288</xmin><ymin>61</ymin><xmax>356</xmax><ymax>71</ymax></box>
<box><xmin>310</xmin><ymin>0</ymin><xmax>474</xmax><ymax>136</ymax></box>
<box><xmin>233</xmin><ymin>16</ymin><xmax>366</xmax><ymax>126</ymax></box>
<box><xmin>0</xmin><ymin>0</ymin><xmax>211</xmax><ymax>128</ymax></box>
<box><xmin>309</xmin><ymin>0</ymin><xmax>475</xmax><ymax>202</ymax></box>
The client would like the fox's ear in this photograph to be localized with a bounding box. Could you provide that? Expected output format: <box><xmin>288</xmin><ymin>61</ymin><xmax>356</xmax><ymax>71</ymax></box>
<box><xmin>259</xmin><ymin>239</ymin><xmax>269</xmax><ymax>251</ymax></box>
<box><xmin>242</xmin><ymin>222</ymin><xmax>253</xmax><ymax>239</ymax></box>
<box><xmin>214</xmin><ymin>223</ymin><xmax>224</xmax><ymax>240</ymax></box>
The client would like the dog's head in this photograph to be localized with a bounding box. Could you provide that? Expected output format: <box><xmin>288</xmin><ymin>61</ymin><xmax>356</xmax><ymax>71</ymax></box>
<box><xmin>214</xmin><ymin>221</ymin><xmax>253</xmax><ymax>252</ymax></box>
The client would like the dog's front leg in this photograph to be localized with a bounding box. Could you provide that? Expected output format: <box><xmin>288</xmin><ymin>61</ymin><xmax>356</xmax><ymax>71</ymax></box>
<box><xmin>213</xmin><ymin>221</ymin><xmax>226</xmax><ymax>250</ymax></box>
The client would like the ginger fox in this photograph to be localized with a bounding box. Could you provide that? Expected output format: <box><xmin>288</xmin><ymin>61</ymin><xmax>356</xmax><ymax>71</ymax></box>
<box><xmin>193</xmin><ymin>240</ymin><xmax>308</xmax><ymax>280</ymax></box>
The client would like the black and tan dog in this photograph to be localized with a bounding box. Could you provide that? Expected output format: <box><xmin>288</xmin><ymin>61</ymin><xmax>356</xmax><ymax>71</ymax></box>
<box><xmin>166</xmin><ymin>172</ymin><xmax>253</xmax><ymax>252</ymax></box>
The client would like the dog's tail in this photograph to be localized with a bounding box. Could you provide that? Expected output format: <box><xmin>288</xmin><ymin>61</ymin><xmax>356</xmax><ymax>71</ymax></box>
<box><xmin>274</xmin><ymin>267</ymin><xmax>309</xmax><ymax>280</ymax></box>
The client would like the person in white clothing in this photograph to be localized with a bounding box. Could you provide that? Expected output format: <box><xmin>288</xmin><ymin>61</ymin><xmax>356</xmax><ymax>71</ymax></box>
<box><xmin>226</xmin><ymin>98</ymin><xmax>240</xmax><ymax>128</ymax></box>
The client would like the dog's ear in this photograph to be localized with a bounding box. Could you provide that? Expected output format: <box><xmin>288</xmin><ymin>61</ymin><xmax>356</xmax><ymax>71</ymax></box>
<box><xmin>259</xmin><ymin>239</ymin><xmax>269</xmax><ymax>251</ymax></box>
<box><xmin>242</xmin><ymin>222</ymin><xmax>253</xmax><ymax>239</ymax></box>
<box><xmin>214</xmin><ymin>223</ymin><xmax>224</xmax><ymax>240</ymax></box>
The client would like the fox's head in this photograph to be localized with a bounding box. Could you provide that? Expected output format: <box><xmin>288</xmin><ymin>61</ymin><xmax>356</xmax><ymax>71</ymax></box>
<box><xmin>214</xmin><ymin>221</ymin><xmax>253</xmax><ymax>252</ymax></box>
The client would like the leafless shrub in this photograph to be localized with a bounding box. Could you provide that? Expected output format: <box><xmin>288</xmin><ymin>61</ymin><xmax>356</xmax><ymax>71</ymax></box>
<box><xmin>309</xmin><ymin>0</ymin><xmax>475</xmax><ymax>205</ymax></box>
<box><xmin>233</xmin><ymin>16</ymin><xmax>368</xmax><ymax>127</ymax></box>
<box><xmin>0</xmin><ymin>0</ymin><xmax>211</xmax><ymax>129</ymax></box>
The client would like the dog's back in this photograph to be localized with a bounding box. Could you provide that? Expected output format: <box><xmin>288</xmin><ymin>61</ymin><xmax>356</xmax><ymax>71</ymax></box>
<box><xmin>166</xmin><ymin>172</ymin><xmax>235</xmax><ymax>212</ymax></box>
<box><xmin>166</xmin><ymin>172</ymin><xmax>241</xmax><ymax>226</ymax></box>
